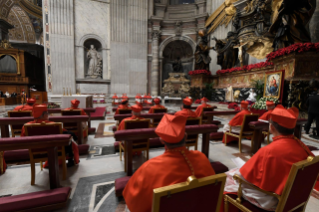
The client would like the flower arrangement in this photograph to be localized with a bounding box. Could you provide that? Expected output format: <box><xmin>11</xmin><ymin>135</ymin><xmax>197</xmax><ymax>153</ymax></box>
<box><xmin>188</xmin><ymin>69</ymin><xmax>211</xmax><ymax>76</ymax></box>
<box><xmin>266</xmin><ymin>42</ymin><xmax>319</xmax><ymax>62</ymax></box>
<box><xmin>251</xmin><ymin>97</ymin><xmax>280</xmax><ymax>110</ymax></box>
<box><xmin>47</xmin><ymin>102</ymin><xmax>60</xmax><ymax>108</ymax></box>
<box><xmin>216</xmin><ymin>61</ymin><xmax>274</xmax><ymax>75</ymax></box>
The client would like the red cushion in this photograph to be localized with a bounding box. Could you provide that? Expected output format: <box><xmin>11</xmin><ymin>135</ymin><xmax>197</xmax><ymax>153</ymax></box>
<box><xmin>227</xmin><ymin>194</ymin><xmax>268</xmax><ymax>212</ymax></box>
<box><xmin>210</xmin><ymin>132</ymin><xmax>224</xmax><ymax>141</ymax></box>
<box><xmin>112</xmin><ymin>126</ymin><xmax>117</xmax><ymax>133</ymax></box>
<box><xmin>78</xmin><ymin>144</ymin><xmax>90</xmax><ymax>155</ymax></box>
<box><xmin>115</xmin><ymin>176</ymin><xmax>131</xmax><ymax>197</ymax></box>
<box><xmin>0</xmin><ymin>187</ymin><xmax>71</xmax><ymax>212</ymax></box>
<box><xmin>4</xmin><ymin>149</ymin><xmax>30</xmax><ymax>162</ymax></box>
<box><xmin>211</xmin><ymin>162</ymin><xmax>229</xmax><ymax>174</ymax></box>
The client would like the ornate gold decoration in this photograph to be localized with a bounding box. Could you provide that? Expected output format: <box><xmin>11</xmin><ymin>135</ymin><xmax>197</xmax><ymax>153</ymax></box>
<box><xmin>239</xmin><ymin>37</ymin><xmax>274</xmax><ymax>59</ymax></box>
<box><xmin>162</xmin><ymin>73</ymin><xmax>190</xmax><ymax>96</ymax></box>
<box><xmin>0</xmin><ymin>39</ymin><xmax>13</xmax><ymax>50</ymax></box>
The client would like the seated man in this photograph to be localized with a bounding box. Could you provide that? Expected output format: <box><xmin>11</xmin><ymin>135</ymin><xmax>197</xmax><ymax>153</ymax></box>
<box><xmin>258</xmin><ymin>101</ymin><xmax>276</xmax><ymax>121</ymax></box>
<box><xmin>175</xmin><ymin>97</ymin><xmax>197</xmax><ymax>118</ymax></box>
<box><xmin>13</xmin><ymin>98</ymin><xmax>36</xmax><ymax>111</ymax></box>
<box><xmin>222</xmin><ymin>101</ymin><xmax>250</xmax><ymax>144</ymax></box>
<box><xmin>65</xmin><ymin>99</ymin><xmax>88</xmax><ymax>138</ymax></box>
<box><xmin>21</xmin><ymin>104</ymin><xmax>79</xmax><ymax>167</ymax></box>
<box><xmin>112</xmin><ymin>93</ymin><xmax>119</xmax><ymax>104</ymax></box>
<box><xmin>223</xmin><ymin>106</ymin><xmax>315</xmax><ymax>211</ymax></box>
<box><xmin>148</xmin><ymin>97</ymin><xmax>166</xmax><ymax>113</ymax></box>
<box><xmin>143</xmin><ymin>93</ymin><xmax>152</xmax><ymax>105</ymax></box>
<box><xmin>115</xmin><ymin>99</ymin><xmax>130</xmax><ymax>115</ymax></box>
<box><xmin>195</xmin><ymin>97</ymin><xmax>212</xmax><ymax>117</ymax></box>
<box><xmin>117</xmin><ymin>105</ymin><xmax>143</xmax><ymax>131</ymax></box>
<box><xmin>123</xmin><ymin>114</ymin><xmax>215</xmax><ymax>212</ymax></box>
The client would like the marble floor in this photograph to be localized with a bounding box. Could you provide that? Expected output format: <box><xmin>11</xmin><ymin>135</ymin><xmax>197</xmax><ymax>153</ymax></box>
<box><xmin>0</xmin><ymin>102</ymin><xmax>319</xmax><ymax>211</ymax></box>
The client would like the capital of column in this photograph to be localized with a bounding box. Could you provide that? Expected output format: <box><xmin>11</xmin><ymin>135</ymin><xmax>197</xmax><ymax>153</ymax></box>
<box><xmin>152</xmin><ymin>30</ymin><xmax>162</xmax><ymax>41</ymax></box>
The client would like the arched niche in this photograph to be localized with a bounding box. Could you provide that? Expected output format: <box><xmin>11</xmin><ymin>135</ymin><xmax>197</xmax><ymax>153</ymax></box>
<box><xmin>158</xmin><ymin>36</ymin><xmax>196</xmax><ymax>91</ymax></box>
<box><xmin>0</xmin><ymin>55</ymin><xmax>17</xmax><ymax>74</ymax></box>
<box><xmin>83</xmin><ymin>39</ymin><xmax>102</xmax><ymax>78</ymax></box>
<box><xmin>76</xmin><ymin>34</ymin><xmax>108</xmax><ymax>80</ymax></box>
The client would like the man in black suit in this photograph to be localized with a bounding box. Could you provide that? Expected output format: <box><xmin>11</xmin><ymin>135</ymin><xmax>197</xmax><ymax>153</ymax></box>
<box><xmin>305</xmin><ymin>91</ymin><xmax>319</xmax><ymax>136</ymax></box>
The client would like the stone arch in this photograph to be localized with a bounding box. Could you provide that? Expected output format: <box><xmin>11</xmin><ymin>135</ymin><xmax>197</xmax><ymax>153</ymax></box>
<box><xmin>0</xmin><ymin>0</ymin><xmax>15</xmax><ymax>19</ymax></box>
<box><xmin>78</xmin><ymin>34</ymin><xmax>107</xmax><ymax>49</ymax></box>
<box><xmin>159</xmin><ymin>35</ymin><xmax>196</xmax><ymax>58</ymax></box>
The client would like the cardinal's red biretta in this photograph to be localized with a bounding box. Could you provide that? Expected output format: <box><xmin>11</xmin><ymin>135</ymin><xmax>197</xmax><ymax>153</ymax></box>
<box><xmin>175</xmin><ymin>97</ymin><xmax>197</xmax><ymax>118</ymax></box>
<box><xmin>148</xmin><ymin>98</ymin><xmax>166</xmax><ymax>113</ymax></box>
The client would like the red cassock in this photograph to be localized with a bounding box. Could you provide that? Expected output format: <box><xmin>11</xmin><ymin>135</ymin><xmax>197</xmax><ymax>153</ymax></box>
<box><xmin>115</xmin><ymin>105</ymin><xmax>130</xmax><ymax>115</ymax></box>
<box><xmin>65</xmin><ymin>107</ymin><xmax>87</xmax><ymax>116</ymax></box>
<box><xmin>117</xmin><ymin>116</ymin><xmax>144</xmax><ymax>131</ymax></box>
<box><xmin>258</xmin><ymin>109</ymin><xmax>274</xmax><ymax>121</ymax></box>
<box><xmin>175</xmin><ymin>108</ymin><xmax>197</xmax><ymax>118</ymax></box>
<box><xmin>222</xmin><ymin>109</ymin><xmax>251</xmax><ymax>144</ymax></box>
<box><xmin>123</xmin><ymin>147</ymin><xmax>216</xmax><ymax>212</ymax></box>
<box><xmin>195</xmin><ymin>103</ymin><xmax>212</xmax><ymax>117</ymax></box>
<box><xmin>13</xmin><ymin>105</ymin><xmax>33</xmax><ymax>111</ymax></box>
<box><xmin>240</xmin><ymin>135</ymin><xmax>311</xmax><ymax>195</ymax></box>
<box><xmin>148</xmin><ymin>105</ymin><xmax>166</xmax><ymax>113</ymax></box>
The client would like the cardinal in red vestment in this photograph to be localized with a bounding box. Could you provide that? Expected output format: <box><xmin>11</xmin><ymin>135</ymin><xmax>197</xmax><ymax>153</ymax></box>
<box><xmin>115</xmin><ymin>99</ymin><xmax>130</xmax><ymax>115</ymax></box>
<box><xmin>143</xmin><ymin>93</ymin><xmax>153</xmax><ymax>105</ymax></box>
<box><xmin>112</xmin><ymin>93</ymin><xmax>119</xmax><ymax>105</ymax></box>
<box><xmin>222</xmin><ymin>101</ymin><xmax>250</xmax><ymax>144</ymax></box>
<box><xmin>195</xmin><ymin>97</ymin><xmax>212</xmax><ymax>117</ymax></box>
<box><xmin>20</xmin><ymin>104</ymin><xmax>79</xmax><ymax>167</ymax></box>
<box><xmin>123</xmin><ymin>114</ymin><xmax>215</xmax><ymax>212</ymax></box>
<box><xmin>13</xmin><ymin>98</ymin><xmax>36</xmax><ymax>111</ymax></box>
<box><xmin>117</xmin><ymin>105</ymin><xmax>144</xmax><ymax>131</ymax></box>
<box><xmin>258</xmin><ymin>101</ymin><xmax>276</xmax><ymax>121</ymax></box>
<box><xmin>148</xmin><ymin>98</ymin><xmax>166</xmax><ymax>113</ymax></box>
<box><xmin>65</xmin><ymin>99</ymin><xmax>88</xmax><ymax>138</ymax></box>
<box><xmin>222</xmin><ymin>106</ymin><xmax>317</xmax><ymax>211</ymax></box>
<box><xmin>175</xmin><ymin>97</ymin><xmax>197</xmax><ymax>118</ymax></box>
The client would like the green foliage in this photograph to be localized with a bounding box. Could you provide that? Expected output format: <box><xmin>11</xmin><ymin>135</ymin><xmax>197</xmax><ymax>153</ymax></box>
<box><xmin>251</xmin><ymin>79</ymin><xmax>264</xmax><ymax>101</ymax></box>
<box><xmin>189</xmin><ymin>87</ymin><xmax>201</xmax><ymax>100</ymax></box>
<box><xmin>252</xmin><ymin>97</ymin><xmax>280</xmax><ymax>110</ymax></box>
<box><xmin>202</xmin><ymin>82</ymin><xmax>215</xmax><ymax>100</ymax></box>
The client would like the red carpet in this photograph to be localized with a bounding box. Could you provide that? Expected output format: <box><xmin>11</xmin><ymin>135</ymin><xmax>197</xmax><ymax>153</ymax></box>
<box><xmin>91</xmin><ymin>107</ymin><xmax>106</xmax><ymax>120</ymax></box>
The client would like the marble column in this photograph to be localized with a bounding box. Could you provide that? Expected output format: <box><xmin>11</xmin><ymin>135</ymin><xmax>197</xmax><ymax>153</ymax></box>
<box><xmin>309</xmin><ymin>0</ymin><xmax>319</xmax><ymax>43</ymax></box>
<box><xmin>151</xmin><ymin>30</ymin><xmax>161</xmax><ymax>96</ymax></box>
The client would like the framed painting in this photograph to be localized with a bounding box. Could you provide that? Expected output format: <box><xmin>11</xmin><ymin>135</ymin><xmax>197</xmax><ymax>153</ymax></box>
<box><xmin>263</xmin><ymin>71</ymin><xmax>283</xmax><ymax>98</ymax></box>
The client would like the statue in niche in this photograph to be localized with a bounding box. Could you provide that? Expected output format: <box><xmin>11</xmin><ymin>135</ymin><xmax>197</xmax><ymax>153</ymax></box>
<box><xmin>86</xmin><ymin>45</ymin><xmax>102</xmax><ymax>79</ymax></box>
<box><xmin>195</xmin><ymin>30</ymin><xmax>212</xmax><ymax>70</ymax></box>
<box><xmin>212</xmin><ymin>32</ymin><xmax>239</xmax><ymax>70</ymax></box>
<box><xmin>172</xmin><ymin>57</ymin><xmax>183</xmax><ymax>73</ymax></box>
<box><xmin>269</xmin><ymin>0</ymin><xmax>315</xmax><ymax>51</ymax></box>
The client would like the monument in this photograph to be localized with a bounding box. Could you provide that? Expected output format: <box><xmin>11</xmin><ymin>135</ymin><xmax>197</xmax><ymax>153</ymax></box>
<box><xmin>86</xmin><ymin>45</ymin><xmax>102</xmax><ymax>79</ymax></box>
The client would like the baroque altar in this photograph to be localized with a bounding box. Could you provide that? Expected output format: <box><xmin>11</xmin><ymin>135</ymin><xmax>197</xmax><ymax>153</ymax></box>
<box><xmin>161</xmin><ymin>73</ymin><xmax>190</xmax><ymax>97</ymax></box>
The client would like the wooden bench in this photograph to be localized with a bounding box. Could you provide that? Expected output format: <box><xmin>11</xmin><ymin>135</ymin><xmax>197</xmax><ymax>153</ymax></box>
<box><xmin>249</xmin><ymin>119</ymin><xmax>308</xmax><ymax>154</ymax></box>
<box><xmin>203</xmin><ymin>111</ymin><xmax>239</xmax><ymax>126</ymax></box>
<box><xmin>0</xmin><ymin>135</ymin><xmax>72</xmax><ymax>211</ymax></box>
<box><xmin>0</xmin><ymin>115</ymin><xmax>89</xmax><ymax>144</ymax></box>
<box><xmin>114</xmin><ymin>124</ymin><xmax>218</xmax><ymax>176</ymax></box>
<box><xmin>48</xmin><ymin>108</ymin><xmax>96</xmax><ymax>133</ymax></box>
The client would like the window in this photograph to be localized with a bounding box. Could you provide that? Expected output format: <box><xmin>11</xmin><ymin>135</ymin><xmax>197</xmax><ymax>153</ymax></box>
<box><xmin>170</xmin><ymin>0</ymin><xmax>195</xmax><ymax>5</ymax></box>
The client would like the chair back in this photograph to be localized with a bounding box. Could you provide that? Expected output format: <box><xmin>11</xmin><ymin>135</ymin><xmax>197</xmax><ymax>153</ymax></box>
<box><xmin>153</xmin><ymin>108</ymin><xmax>167</xmax><ymax>113</ymax></box>
<box><xmin>61</xmin><ymin>109</ymin><xmax>82</xmax><ymax>128</ymax></box>
<box><xmin>202</xmin><ymin>107</ymin><xmax>214</xmax><ymax>123</ymax></box>
<box><xmin>277</xmin><ymin>156</ymin><xmax>319</xmax><ymax>212</ymax></box>
<box><xmin>240</xmin><ymin>114</ymin><xmax>259</xmax><ymax>134</ymax></box>
<box><xmin>186</xmin><ymin>117</ymin><xmax>201</xmax><ymax>126</ymax></box>
<box><xmin>119</xmin><ymin>109</ymin><xmax>132</xmax><ymax>114</ymax></box>
<box><xmin>124</xmin><ymin>119</ymin><xmax>150</xmax><ymax>144</ymax></box>
<box><xmin>24</xmin><ymin>122</ymin><xmax>63</xmax><ymax>136</ymax></box>
<box><xmin>8</xmin><ymin>110</ymin><xmax>33</xmax><ymax>131</ymax></box>
<box><xmin>152</xmin><ymin>174</ymin><xmax>226</xmax><ymax>212</ymax></box>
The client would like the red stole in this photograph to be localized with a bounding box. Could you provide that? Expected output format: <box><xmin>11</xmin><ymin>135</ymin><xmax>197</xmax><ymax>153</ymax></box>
<box><xmin>195</xmin><ymin>103</ymin><xmax>212</xmax><ymax>117</ymax></box>
<box><xmin>258</xmin><ymin>109</ymin><xmax>273</xmax><ymax>121</ymax></box>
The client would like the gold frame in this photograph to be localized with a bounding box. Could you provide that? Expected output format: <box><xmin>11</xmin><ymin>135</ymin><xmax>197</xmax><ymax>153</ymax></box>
<box><xmin>225</xmin><ymin>155</ymin><xmax>319</xmax><ymax>212</ymax></box>
<box><xmin>152</xmin><ymin>174</ymin><xmax>227</xmax><ymax>212</ymax></box>
<box><xmin>119</xmin><ymin>119</ymin><xmax>151</xmax><ymax>172</ymax></box>
<box><xmin>24</xmin><ymin>122</ymin><xmax>67</xmax><ymax>185</ymax></box>
<box><xmin>263</xmin><ymin>71</ymin><xmax>282</xmax><ymax>99</ymax></box>
<box><xmin>224</xmin><ymin>114</ymin><xmax>259</xmax><ymax>153</ymax></box>
<box><xmin>0</xmin><ymin>53</ymin><xmax>20</xmax><ymax>75</ymax></box>
<box><xmin>7</xmin><ymin>110</ymin><xmax>33</xmax><ymax>137</ymax></box>
<box><xmin>185</xmin><ymin>117</ymin><xmax>202</xmax><ymax>150</ymax></box>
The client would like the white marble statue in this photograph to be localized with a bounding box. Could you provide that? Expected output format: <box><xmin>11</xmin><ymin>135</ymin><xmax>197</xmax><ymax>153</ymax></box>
<box><xmin>246</xmin><ymin>88</ymin><xmax>257</xmax><ymax>102</ymax></box>
<box><xmin>87</xmin><ymin>45</ymin><xmax>102</xmax><ymax>78</ymax></box>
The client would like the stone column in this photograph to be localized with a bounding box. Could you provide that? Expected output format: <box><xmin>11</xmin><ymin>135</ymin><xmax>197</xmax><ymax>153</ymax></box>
<box><xmin>309</xmin><ymin>0</ymin><xmax>319</xmax><ymax>43</ymax></box>
<box><xmin>151</xmin><ymin>30</ymin><xmax>161</xmax><ymax>96</ymax></box>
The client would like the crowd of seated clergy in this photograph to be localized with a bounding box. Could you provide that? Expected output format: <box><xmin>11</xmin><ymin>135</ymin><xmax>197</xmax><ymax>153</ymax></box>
<box><xmin>175</xmin><ymin>97</ymin><xmax>197</xmax><ymax>118</ymax></box>
<box><xmin>115</xmin><ymin>99</ymin><xmax>131</xmax><ymax>115</ymax></box>
<box><xmin>117</xmin><ymin>105</ymin><xmax>145</xmax><ymax>131</ymax></box>
<box><xmin>13</xmin><ymin>98</ymin><xmax>36</xmax><ymax>111</ymax></box>
<box><xmin>148</xmin><ymin>98</ymin><xmax>166</xmax><ymax>113</ymax></box>
<box><xmin>194</xmin><ymin>97</ymin><xmax>212</xmax><ymax>117</ymax></box>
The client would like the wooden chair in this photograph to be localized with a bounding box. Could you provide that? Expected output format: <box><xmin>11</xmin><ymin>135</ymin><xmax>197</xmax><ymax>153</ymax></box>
<box><xmin>201</xmin><ymin>107</ymin><xmax>214</xmax><ymax>124</ymax></box>
<box><xmin>118</xmin><ymin>109</ymin><xmax>132</xmax><ymax>114</ymax></box>
<box><xmin>152</xmin><ymin>174</ymin><xmax>226</xmax><ymax>212</ymax></box>
<box><xmin>185</xmin><ymin>117</ymin><xmax>202</xmax><ymax>150</ymax></box>
<box><xmin>119</xmin><ymin>119</ymin><xmax>150</xmax><ymax>172</ymax></box>
<box><xmin>263</xmin><ymin>130</ymin><xmax>270</xmax><ymax>144</ymax></box>
<box><xmin>24</xmin><ymin>122</ymin><xmax>67</xmax><ymax>185</ymax></box>
<box><xmin>61</xmin><ymin>109</ymin><xmax>88</xmax><ymax>136</ymax></box>
<box><xmin>225</xmin><ymin>155</ymin><xmax>319</xmax><ymax>212</ymax></box>
<box><xmin>152</xmin><ymin>108</ymin><xmax>168</xmax><ymax>127</ymax></box>
<box><xmin>225</xmin><ymin>114</ymin><xmax>259</xmax><ymax>153</ymax></box>
<box><xmin>7</xmin><ymin>110</ymin><xmax>32</xmax><ymax>137</ymax></box>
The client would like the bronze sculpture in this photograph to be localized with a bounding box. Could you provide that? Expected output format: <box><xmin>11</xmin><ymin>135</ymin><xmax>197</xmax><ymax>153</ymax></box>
<box><xmin>194</xmin><ymin>30</ymin><xmax>212</xmax><ymax>70</ymax></box>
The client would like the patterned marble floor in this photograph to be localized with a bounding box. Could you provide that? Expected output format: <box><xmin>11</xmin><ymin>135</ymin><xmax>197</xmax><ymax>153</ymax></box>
<box><xmin>0</xmin><ymin>102</ymin><xmax>319</xmax><ymax>212</ymax></box>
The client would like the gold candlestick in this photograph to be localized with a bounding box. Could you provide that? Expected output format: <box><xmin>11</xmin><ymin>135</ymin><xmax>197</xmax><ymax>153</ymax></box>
<box><xmin>63</xmin><ymin>87</ymin><xmax>65</xmax><ymax>96</ymax></box>
<box><xmin>69</xmin><ymin>88</ymin><xmax>72</xmax><ymax>96</ymax></box>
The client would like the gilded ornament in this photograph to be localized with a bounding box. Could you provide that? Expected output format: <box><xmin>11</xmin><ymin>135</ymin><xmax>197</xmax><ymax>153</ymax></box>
<box><xmin>0</xmin><ymin>39</ymin><xmax>13</xmax><ymax>50</ymax></box>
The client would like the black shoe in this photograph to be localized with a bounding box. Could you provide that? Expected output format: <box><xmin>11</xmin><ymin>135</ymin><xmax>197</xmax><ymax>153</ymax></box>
<box><xmin>67</xmin><ymin>160</ymin><xmax>75</xmax><ymax>167</ymax></box>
